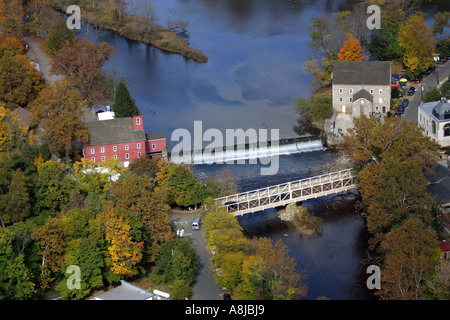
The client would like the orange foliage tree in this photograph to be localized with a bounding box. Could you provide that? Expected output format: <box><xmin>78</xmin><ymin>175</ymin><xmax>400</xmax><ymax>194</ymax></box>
<box><xmin>338</xmin><ymin>38</ymin><xmax>365</xmax><ymax>61</ymax></box>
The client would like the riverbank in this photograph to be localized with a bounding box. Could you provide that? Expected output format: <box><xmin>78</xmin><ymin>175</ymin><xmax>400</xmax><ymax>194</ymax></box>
<box><xmin>60</xmin><ymin>3</ymin><xmax>208</xmax><ymax>63</ymax></box>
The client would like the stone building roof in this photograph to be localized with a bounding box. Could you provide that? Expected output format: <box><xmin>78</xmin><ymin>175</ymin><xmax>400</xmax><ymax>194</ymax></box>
<box><xmin>332</xmin><ymin>61</ymin><xmax>392</xmax><ymax>86</ymax></box>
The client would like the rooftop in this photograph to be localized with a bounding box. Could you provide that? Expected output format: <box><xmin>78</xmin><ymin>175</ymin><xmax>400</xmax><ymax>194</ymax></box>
<box><xmin>94</xmin><ymin>280</ymin><xmax>154</xmax><ymax>300</ymax></box>
<box><xmin>85</xmin><ymin>117</ymin><xmax>145</xmax><ymax>146</ymax></box>
<box><xmin>420</xmin><ymin>98</ymin><xmax>450</xmax><ymax>122</ymax></box>
<box><xmin>332</xmin><ymin>61</ymin><xmax>392</xmax><ymax>86</ymax></box>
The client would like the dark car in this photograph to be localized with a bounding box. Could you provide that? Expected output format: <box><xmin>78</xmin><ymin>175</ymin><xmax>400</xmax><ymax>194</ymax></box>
<box><xmin>424</xmin><ymin>65</ymin><xmax>436</xmax><ymax>76</ymax></box>
<box><xmin>407</xmin><ymin>87</ymin><xmax>415</xmax><ymax>96</ymax></box>
<box><xmin>401</xmin><ymin>99</ymin><xmax>409</xmax><ymax>107</ymax></box>
<box><xmin>397</xmin><ymin>106</ymin><xmax>404</xmax><ymax>114</ymax></box>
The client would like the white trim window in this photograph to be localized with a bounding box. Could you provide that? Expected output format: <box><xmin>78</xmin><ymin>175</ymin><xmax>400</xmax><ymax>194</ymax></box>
<box><xmin>125</xmin><ymin>153</ymin><xmax>130</xmax><ymax>159</ymax></box>
<box><xmin>101</xmin><ymin>147</ymin><xmax>105</xmax><ymax>153</ymax></box>
<box><xmin>91</xmin><ymin>157</ymin><xmax>95</xmax><ymax>162</ymax></box>
<box><xmin>137</xmin><ymin>143</ymin><xmax>141</xmax><ymax>149</ymax></box>
<box><xmin>91</xmin><ymin>148</ymin><xmax>95</xmax><ymax>154</ymax></box>
<box><xmin>152</xmin><ymin>144</ymin><xmax>156</xmax><ymax>150</ymax></box>
<box><xmin>101</xmin><ymin>156</ymin><xmax>105</xmax><ymax>161</ymax></box>
<box><xmin>125</xmin><ymin>145</ymin><xmax>129</xmax><ymax>150</ymax></box>
<box><xmin>136</xmin><ymin>117</ymin><xmax>141</xmax><ymax>125</ymax></box>
<box><xmin>113</xmin><ymin>146</ymin><xmax>117</xmax><ymax>152</ymax></box>
<box><xmin>113</xmin><ymin>154</ymin><xmax>117</xmax><ymax>160</ymax></box>
<box><xmin>137</xmin><ymin>152</ymin><xmax>141</xmax><ymax>157</ymax></box>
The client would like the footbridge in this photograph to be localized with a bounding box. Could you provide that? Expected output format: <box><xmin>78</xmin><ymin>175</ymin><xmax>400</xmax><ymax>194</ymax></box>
<box><xmin>215</xmin><ymin>168</ymin><xmax>357</xmax><ymax>216</ymax></box>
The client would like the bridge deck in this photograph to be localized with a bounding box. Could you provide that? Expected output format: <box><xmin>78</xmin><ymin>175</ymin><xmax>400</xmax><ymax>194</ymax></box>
<box><xmin>215</xmin><ymin>169</ymin><xmax>356</xmax><ymax>216</ymax></box>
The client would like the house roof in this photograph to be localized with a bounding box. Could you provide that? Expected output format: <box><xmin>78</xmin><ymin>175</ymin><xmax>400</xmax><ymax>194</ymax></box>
<box><xmin>353</xmin><ymin>89</ymin><xmax>373</xmax><ymax>103</ymax></box>
<box><xmin>332</xmin><ymin>61</ymin><xmax>392</xmax><ymax>86</ymax></box>
<box><xmin>12</xmin><ymin>107</ymin><xmax>32</xmax><ymax>128</ymax></box>
<box><xmin>95</xmin><ymin>280</ymin><xmax>154</xmax><ymax>300</ymax></box>
<box><xmin>85</xmin><ymin>117</ymin><xmax>145</xmax><ymax>147</ymax></box>
<box><xmin>425</xmin><ymin>163</ymin><xmax>450</xmax><ymax>203</ymax></box>
<box><xmin>438</xmin><ymin>241</ymin><xmax>450</xmax><ymax>253</ymax></box>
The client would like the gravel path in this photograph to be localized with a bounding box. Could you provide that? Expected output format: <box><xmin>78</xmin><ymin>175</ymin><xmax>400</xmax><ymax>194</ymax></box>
<box><xmin>23</xmin><ymin>36</ymin><xmax>64</xmax><ymax>86</ymax></box>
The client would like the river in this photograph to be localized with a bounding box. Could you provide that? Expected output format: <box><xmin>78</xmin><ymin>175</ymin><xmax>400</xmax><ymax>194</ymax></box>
<box><xmin>76</xmin><ymin>0</ymin><xmax>448</xmax><ymax>300</ymax></box>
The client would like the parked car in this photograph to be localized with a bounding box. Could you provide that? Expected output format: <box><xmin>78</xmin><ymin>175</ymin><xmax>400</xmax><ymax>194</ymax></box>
<box><xmin>407</xmin><ymin>87</ymin><xmax>415</xmax><ymax>96</ymax></box>
<box><xmin>397</xmin><ymin>106</ymin><xmax>404</xmax><ymax>114</ymax></box>
<box><xmin>423</xmin><ymin>66</ymin><xmax>436</xmax><ymax>76</ymax></box>
<box><xmin>414</xmin><ymin>75</ymin><xmax>423</xmax><ymax>83</ymax></box>
<box><xmin>438</xmin><ymin>57</ymin><xmax>448</xmax><ymax>64</ymax></box>
<box><xmin>401</xmin><ymin>99</ymin><xmax>409</xmax><ymax>108</ymax></box>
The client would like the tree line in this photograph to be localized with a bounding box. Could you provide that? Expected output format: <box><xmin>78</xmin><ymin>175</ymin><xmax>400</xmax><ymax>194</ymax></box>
<box><xmin>342</xmin><ymin>115</ymin><xmax>449</xmax><ymax>300</ymax></box>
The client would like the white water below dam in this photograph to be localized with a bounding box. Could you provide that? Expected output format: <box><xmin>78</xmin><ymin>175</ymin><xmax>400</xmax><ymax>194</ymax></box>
<box><xmin>169</xmin><ymin>136</ymin><xmax>325</xmax><ymax>165</ymax></box>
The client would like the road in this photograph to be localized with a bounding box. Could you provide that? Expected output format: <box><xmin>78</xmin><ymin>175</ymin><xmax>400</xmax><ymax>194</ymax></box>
<box><xmin>169</xmin><ymin>211</ymin><xmax>222</xmax><ymax>300</ymax></box>
<box><xmin>403</xmin><ymin>61</ymin><xmax>450</xmax><ymax>122</ymax></box>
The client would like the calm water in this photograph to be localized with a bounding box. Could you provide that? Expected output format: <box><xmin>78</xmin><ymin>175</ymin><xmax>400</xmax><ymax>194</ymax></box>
<box><xmin>77</xmin><ymin>0</ymin><xmax>448</xmax><ymax>299</ymax></box>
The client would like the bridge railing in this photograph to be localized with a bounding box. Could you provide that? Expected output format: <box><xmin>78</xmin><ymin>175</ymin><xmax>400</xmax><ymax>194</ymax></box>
<box><xmin>214</xmin><ymin>168</ymin><xmax>356</xmax><ymax>215</ymax></box>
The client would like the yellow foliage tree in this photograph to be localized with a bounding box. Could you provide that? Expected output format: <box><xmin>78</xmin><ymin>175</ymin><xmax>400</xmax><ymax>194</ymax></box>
<box><xmin>398</xmin><ymin>12</ymin><xmax>435</xmax><ymax>76</ymax></box>
<box><xmin>100</xmin><ymin>209</ymin><xmax>143</xmax><ymax>276</ymax></box>
<box><xmin>0</xmin><ymin>104</ymin><xmax>27</xmax><ymax>151</ymax></box>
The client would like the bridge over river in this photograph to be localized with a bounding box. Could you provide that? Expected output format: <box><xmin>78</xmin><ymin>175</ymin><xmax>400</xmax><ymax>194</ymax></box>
<box><xmin>215</xmin><ymin>169</ymin><xmax>357</xmax><ymax>216</ymax></box>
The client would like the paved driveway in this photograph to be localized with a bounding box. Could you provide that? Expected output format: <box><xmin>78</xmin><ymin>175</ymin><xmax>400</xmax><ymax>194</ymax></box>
<box><xmin>169</xmin><ymin>211</ymin><xmax>222</xmax><ymax>300</ymax></box>
<box><xmin>403</xmin><ymin>61</ymin><xmax>450</xmax><ymax>122</ymax></box>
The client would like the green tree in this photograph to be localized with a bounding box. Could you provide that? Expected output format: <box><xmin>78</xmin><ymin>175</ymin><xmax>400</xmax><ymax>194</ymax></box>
<box><xmin>368</xmin><ymin>11</ymin><xmax>403</xmax><ymax>61</ymax></box>
<box><xmin>293</xmin><ymin>95</ymin><xmax>333</xmax><ymax>130</ymax></box>
<box><xmin>56</xmin><ymin>237</ymin><xmax>104</xmax><ymax>299</ymax></box>
<box><xmin>0</xmin><ymin>228</ymin><xmax>35</xmax><ymax>300</ymax></box>
<box><xmin>154</xmin><ymin>161</ymin><xmax>214</xmax><ymax>207</ymax></box>
<box><xmin>31</xmin><ymin>157</ymin><xmax>77</xmax><ymax>217</ymax></box>
<box><xmin>112</xmin><ymin>81</ymin><xmax>140</xmax><ymax>118</ymax></box>
<box><xmin>155</xmin><ymin>238</ymin><xmax>199</xmax><ymax>286</ymax></box>
<box><xmin>0</xmin><ymin>168</ymin><xmax>30</xmax><ymax>227</ymax></box>
<box><xmin>43</xmin><ymin>15</ymin><xmax>75</xmax><ymax>55</ymax></box>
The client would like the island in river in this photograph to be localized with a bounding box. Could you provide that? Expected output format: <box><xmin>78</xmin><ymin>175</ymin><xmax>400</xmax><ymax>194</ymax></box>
<box><xmin>60</xmin><ymin>2</ymin><xmax>208</xmax><ymax>63</ymax></box>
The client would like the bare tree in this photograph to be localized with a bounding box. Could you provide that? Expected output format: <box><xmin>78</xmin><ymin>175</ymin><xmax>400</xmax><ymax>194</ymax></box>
<box><xmin>166</xmin><ymin>18</ymin><xmax>189</xmax><ymax>36</ymax></box>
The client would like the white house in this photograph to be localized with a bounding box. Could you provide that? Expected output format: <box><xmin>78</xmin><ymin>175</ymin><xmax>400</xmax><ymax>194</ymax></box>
<box><xmin>418</xmin><ymin>98</ymin><xmax>450</xmax><ymax>148</ymax></box>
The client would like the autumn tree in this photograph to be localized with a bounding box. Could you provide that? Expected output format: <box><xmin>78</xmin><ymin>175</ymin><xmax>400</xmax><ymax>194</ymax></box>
<box><xmin>235</xmin><ymin>238</ymin><xmax>307</xmax><ymax>300</ymax></box>
<box><xmin>98</xmin><ymin>209</ymin><xmax>143</xmax><ymax>277</ymax></box>
<box><xmin>0</xmin><ymin>105</ymin><xmax>28</xmax><ymax>151</ymax></box>
<box><xmin>111</xmin><ymin>172</ymin><xmax>173</xmax><ymax>262</ymax></box>
<box><xmin>32</xmin><ymin>217</ymin><xmax>67</xmax><ymax>289</ymax></box>
<box><xmin>398</xmin><ymin>12</ymin><xmax>435</xmax><ymax>78</ymax></box>
<box><xmin>29</xmin><ymin>80</ymin><xmax>88</xmax><ymax>161</ymax></box>
<box><xmin>0</xmin><ymin>49</ymin><xmax>42</xmax><ymax>110</ymax></box>
<box><xmin>0</xmin><ymin>0</ymin><xmax>25</xmax><ymax>36</ymax></box>
<box><xmin>432</xmin><ymin>11</ymin><xmax>450</xmax><ymax>37</ymax></box>
<box><xmin>338</xmin><ymin>38</ymin><xmax>365</xmax><ymax>61</ymax></box>
<box><xmin>377</xmin><ymin>218</ymin><xmax>439</xmax><ymax>300</ymax></box>
<box><xmin>343</xmin><ymin>115</ymin><xmax>440</xmax><ymax>169</ymax></box>
<box><xmin>25</xmin><ymin>0</ymin><xmax>60</xmax><ymax>38</ymax></box>
<box><xmin>43</xmin><ymin>15</ymin><xmax>75</xmax><ymax>55</ymax></box>
<box><xmin>303</xmin><ymin>11</ymin><xmax>353</xmax><ymax>88</ymax></box>
<box><xmin>50</xmin><ymin>37</ymin><xmax>114</xmax><ymax>104</ymax></box>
